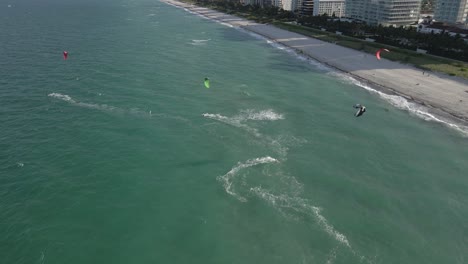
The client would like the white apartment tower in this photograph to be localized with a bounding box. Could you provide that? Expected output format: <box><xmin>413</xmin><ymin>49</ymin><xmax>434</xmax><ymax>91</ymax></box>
<box><xmin>346</xmin><ymin>0</ymin><xmax>422</xmax><ymax>26</ymax></box>
<box><xmin>313</xmin><ymin>0</ymin><xmax>346</xmax><ymax>17</ymax></box>
<box><xmin>434</xmin><ymin>0</ymin><xmax>468</xmax><ymax>25</ymax></box>
<box><xmin>282</xmin><ymin>0</ymin><xmax>301</xmax><ymax>11</ymax></box>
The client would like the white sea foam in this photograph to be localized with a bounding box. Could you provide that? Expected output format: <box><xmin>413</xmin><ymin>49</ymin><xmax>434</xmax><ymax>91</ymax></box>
<box><xmin>266</xmin><ymin>41</ymin><xmax>332</xmax><ymax>71</ymax></box>
<box><xmin>189</xmin><ymin>39</ymin><xmax>211</xmax><ymax>46</ymax></box>
<box><xmin>240</xmin><ymin>30</ymin><xmax>331</xmax><ymax>72</ymax></box>
<box><xmin>190</xmin><ymin>42</ymin><xmax>206</xmax><ymax>46</ymax></box>
<box><xmin>203</xmin><ymin>110</ymin><xmax>294</xmax><ymax>157</ymax></box>
<box><xmin>49</xmin><ymin>93</ymin><xmax>115</xmax><ymax>112</ymax></box>
<box><xmin>250</xmin><ymin>187</ymin><xmax>351</xmax><ymax>248</ymax></box>
<box><xmin>326</xmin><ymin>247</ymin><xmax>338</xmax><ymax>264</ymax></box>
<box><xmin>334</xmin><ymin>74</ymin><xmax>468</xmax><ymax>137</ymax></box>
<box><xmin>219</xmin><ymin>22</ymin><xmax>235</xmax><ymax>28</ymax></box>
<box><xmin>203</xmin><ymin>110</ymin><xmax>284</xmax><ymax>137</ymax></box>
<box><xmin>48</xmin><ymin>93</ymin><xmax>150</xmax><ymax>117</ymax></box>
<box><xmin>202</xmin><ymin>112</ymin><xmax>260</xmax><ymax>137</ymax></box>
<box><xmin>192</xmin><ymin>39</ymin><xmax>211</xmax><ymax>43</ymax></box>
<box><xmin>218</xmin><ymin>157</ymin><xmax>278</xmax><ymax>202</ymax></box>
<box><xmin>203</xmin><ymin>109</ymin><xmax>284</xmax><ymax>123</ymax></box>
<box><xmin>202</xmin><ymin>113</ymin><xmax>228</xmax><ymax>121</ymax></box>
<box><xmin>48</xmin><ymin>93</ymin><xmax>74</xmax><ymax>103</ymax></box>
<box><xmin>240</xmin><ymin>109</ymin><xmax>284</xmax><ymax>121</ymax></box>
<box><xmin>219</xmin><ymin>157</ymin><xmax>350</xmax><ymax>250</ymax></box>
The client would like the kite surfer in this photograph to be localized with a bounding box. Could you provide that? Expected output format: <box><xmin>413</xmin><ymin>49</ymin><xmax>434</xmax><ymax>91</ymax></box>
<box><xmin>354</xmin><ymin>104</ymin><xmax>366</xmax><ymax>117</ymax></box>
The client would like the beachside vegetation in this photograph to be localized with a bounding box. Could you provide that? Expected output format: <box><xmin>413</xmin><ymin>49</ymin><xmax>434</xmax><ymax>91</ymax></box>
<box><xmin>276</xmin><ymin>22</ymin><xmax>468</xmax><ymax>78</ymax></box>
<box><xmin>297</xmin><ymin>15</ymin><xmax>468</xmax><ymax>63</ymax></box>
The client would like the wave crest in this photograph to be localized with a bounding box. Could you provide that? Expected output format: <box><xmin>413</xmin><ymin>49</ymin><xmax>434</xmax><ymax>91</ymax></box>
<box><xmin>250</xmin><ymin>187</ymin><xmax>351</xmax><ymax>248</ymax></box>
<box><xmin>240</xmin><ymin>109</ymin><xmax>284</xmax><ymax>121</ymax></box>
<box><xmin>48</xmin><ymin>93</ymin><xmax>75</xmax><ymax>103</ymax></box>
<box><xmin>203</xmin><ymin>110</ymin><xmax>295</xmax><ymax>158</ymax></box>
<box><xmin>218</xmin><ymin>157</ymin><xmax>278</xmax><ymax>202</ymax></box>
<box><xmin>192</xmin><ymin>39</ymin><xmax>211</xmax><ymax>43</ymax></box>
<box><xmin>335</xmin><ymin>74</ymin><xmax>468</xmax><ymax>137</ymax></box>
<box><xmin>203</xmin><ymin>109</ymin><xmax>284</xmax><ymax>122</ymax></box>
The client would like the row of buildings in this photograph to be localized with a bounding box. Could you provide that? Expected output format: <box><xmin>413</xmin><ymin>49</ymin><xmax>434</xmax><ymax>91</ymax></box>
<box><xmin>242</xmin><ymin>0</ymin><xmax>468</xmax><ymax>27</ymax></box>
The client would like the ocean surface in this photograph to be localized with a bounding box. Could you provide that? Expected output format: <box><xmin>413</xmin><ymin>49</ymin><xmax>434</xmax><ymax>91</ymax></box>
<box><xmin>1</xmin><ymin>0</ymin><xmax>468</xmax><ymax>263</ymax></box>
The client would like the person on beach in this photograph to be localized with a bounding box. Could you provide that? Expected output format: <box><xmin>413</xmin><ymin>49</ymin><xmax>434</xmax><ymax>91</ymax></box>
<box><xmin>354</xmin><ymin>104</ymin><xmax>366</xmax><ymax>117</ymax></box>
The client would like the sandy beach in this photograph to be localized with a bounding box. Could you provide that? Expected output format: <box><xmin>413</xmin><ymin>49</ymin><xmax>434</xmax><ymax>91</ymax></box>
<box><xmin>162</xmin><ymin>0</ymin><xmax>468</xmax><ymax>124</ymax></box>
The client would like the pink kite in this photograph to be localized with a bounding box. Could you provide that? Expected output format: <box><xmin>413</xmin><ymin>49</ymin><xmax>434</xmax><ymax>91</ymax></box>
<box><xmin>375</xmin><ymin>48</ymin><xmax>389</xmax><ymax>60</ymax></box>
<box><xmin>63</xmin><ymin>51</ymin><xmax>68</xmax><ymax>60</ymax></box>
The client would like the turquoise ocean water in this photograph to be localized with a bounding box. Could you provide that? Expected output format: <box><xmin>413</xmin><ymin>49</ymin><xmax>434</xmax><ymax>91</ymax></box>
<box><xmin>1</xmin><ymin>0</ymin><xmax>468</xmax><ymax>263</ymax></box>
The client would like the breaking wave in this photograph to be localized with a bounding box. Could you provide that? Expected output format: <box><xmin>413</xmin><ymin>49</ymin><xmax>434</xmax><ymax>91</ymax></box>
<box><xmin>48</xmin><ymin>93</ymin><xmax>123</xmax><ymax>114</ymax></box>
<box><xmin>48</xmin><ymin>93</ymin><xmax>161</xmax><ymax>119</ymax></box>
<box><xmin>48</xmin><ymin>93</ymin><xmax>73</xmax><ymax>102</ymax></box>
<box><xmin>189</xmin><ymin>39</ymin><xmax>211</xmax><ymax>46</ymax></box>
<box><xmin>335</xmin><ymin>75</ymin><xmax>468</xmax><ymax>137</ymax></box>
<box><xmin>192</xmin><ymin>39</ymin><xmax>211</xmax><ymax>43</ymax></box>
<box><xmin>202</xmin><ymin>110</ymin><xmax>292</xmax><ymax>157</ymax></box>
<box><xmin>203</xmin><ymin>109</ymin><xmax>284</xmax><ymax>122</ymax></box>
<box><xmin>217</xmin><ymin>156</ymin><xmax>348</xmax><ymax>247</ymax></box>
<box><xmin>217</xmin><ymin>157</ymin><xmax>278</xmax><ymax>202</ymax></box>
<box><xmin>250</xmin><ymin>187</ymin><xmax>350</xmax><ymax>248</ymax></box>
<box><xmin>202</xmin><ymin>112</ymin><xmax>261</xmax><ymax>137</ymax></box>
<box><xmin>202</xmin><ymin>109</ymin><xmax>284</xmax><ymax>137</ymax></box>
<box><xmin>263</xmin><ymin>39</ymin><xmax>332</xmax><ymax>71</ymax></box>
<box><xmin>240</xmin><ymin>109</ymin><xmax>284</xmax><ymax>121</ymax></box>
<box><xmin>217</xmin><ymin>157</ymin><xmax>374</xmax><ymax>263</ymax></box>
<box><xmin>49</xmin><ymin>93</ymin><xmax>195</xmax><ymax>125</ymax></box>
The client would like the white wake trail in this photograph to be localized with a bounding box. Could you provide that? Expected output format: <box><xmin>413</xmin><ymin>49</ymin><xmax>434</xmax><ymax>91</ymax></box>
<box><xmin>218</xmin><ymin>157</ymin><xmax>279</xmax><ymax>202</ymax></box>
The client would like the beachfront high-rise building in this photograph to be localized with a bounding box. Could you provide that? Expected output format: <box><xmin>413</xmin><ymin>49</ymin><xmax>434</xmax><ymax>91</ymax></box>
<box><xmin>263</xmin><ymin>0</ymin><xmax>284</xmax><ymax>7</ymax></box>
<box><xmin>240</xmin><ymin>0</ymin><xmax>278</xmax><ymax>7</ymax></box>
<box><xmin>240</xmin><ymin>0</ymin><xmax>260</xmax><ymax>6</ymax></box>
<box><xmin>346</xmin><ymin>0</ymin><xmax>422</xmax><ymax>26</ymax></box>
<box><xmin>281</xmin><ymin>0</ymin><xmax>301</xmax><ymax>11</ymax></box>
<box><xmin>313</xmin><ymin>0</ymin><xmax>346</xmax><ymax>17</ymax></box>
<box><xmin>271</xmin><ymin>0</ymin><xmax>283</xmax><ymax>7</ymax></box>
<box><xmin>434</xmin><ymin>0</ymin><xmax>468</xmax><ymax>25</ymax></box>
<box><xmin>300</xmin><ymin>0</ymin><xmax>314</xmax><ymax>15</ymax></box>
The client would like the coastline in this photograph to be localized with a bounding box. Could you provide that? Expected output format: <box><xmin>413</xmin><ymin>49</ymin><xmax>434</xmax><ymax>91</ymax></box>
<box><xmin>161</xmin><ymin>0</ymin><xmax>468</xmax><ymax>129</ymax></box>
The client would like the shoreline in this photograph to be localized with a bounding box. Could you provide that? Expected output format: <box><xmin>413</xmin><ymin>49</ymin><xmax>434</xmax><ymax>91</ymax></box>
<box><xmin>161</xmin><ymin>0</ymin><xmax>468</xmax><ymax>130</ymax></box>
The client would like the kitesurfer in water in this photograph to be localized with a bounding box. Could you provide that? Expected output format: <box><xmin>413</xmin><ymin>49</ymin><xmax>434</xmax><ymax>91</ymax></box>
<box><xmin>354</xmin><ymin>104</ymin><xmax>366</xmax><ymax>117</ymax></box>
